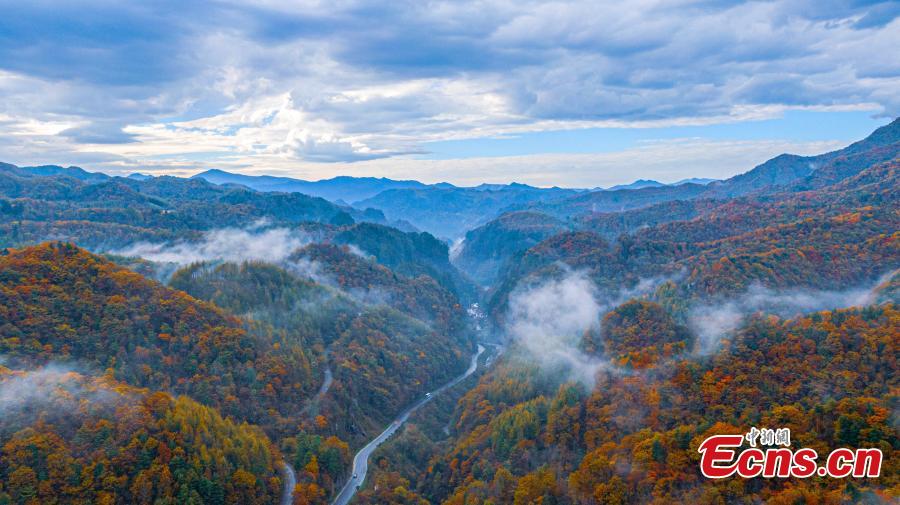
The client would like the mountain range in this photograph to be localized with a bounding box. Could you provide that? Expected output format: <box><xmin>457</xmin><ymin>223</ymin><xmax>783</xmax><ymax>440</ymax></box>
<box><xmin>10</xmin><ymin>116</ymin><xmax>897</xmax><ymax>242</ymax></box>
<box><xmin>191</xmin><ymin>169</ymin><xmax>432</xmax><ymax>204</ymax></box>
<box><xmin>1</xmin><ymin>119</ymin><xmax>897</xmax><ymax>505</ymax></box>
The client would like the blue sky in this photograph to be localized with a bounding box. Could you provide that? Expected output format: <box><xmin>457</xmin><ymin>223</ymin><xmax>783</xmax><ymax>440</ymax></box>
<box><xmin>0</xmin><ymin>0</ymin><xmax>897</xmax><ymax>187</ymax></box>
<box><xmin>422</xmin><ymin>110</ymin><xmax>889</xmax><ymax>159</ymax></box>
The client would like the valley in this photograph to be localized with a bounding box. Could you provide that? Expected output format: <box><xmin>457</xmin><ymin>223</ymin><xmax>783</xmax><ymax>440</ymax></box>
<box><xmin>332</xmin><ymin>344</ymin><xmax>486</xmax><ymax>505</ymax></box>
<box><xmin>2</xmin><ymin>2</ymin><xmax>899</xmax><ymax>503</ymax></box>
<box><xmin>0</xmin><ymin>119</ymin><xmax>898</xmax><ymax>504</ymax></box>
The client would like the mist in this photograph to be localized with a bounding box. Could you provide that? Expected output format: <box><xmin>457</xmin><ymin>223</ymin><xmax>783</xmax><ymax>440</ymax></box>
<box><xmin>448</xmin><ymin>238</ymin><xmax>465</xmax><ymax>261</ymax></box>
<box><xmin>285</xmin><ymin>255</ymin><xmax>330</xmax><ymax>285</ymax></box>
<box><xmin>0</xmin><ymin>360</ymin><xmax>124</xmax><ymax>433</ymax></box>
<box><xmin>506</xmin><ymin>268</ymin><xmax>894</xmax><ymax>384</ymax></box>
<box><xmin>689</xmin><ymin>274</ymin><xmax>895</xmax><ymax>355</ymax></box>
<box><xmin>506</xmin><ymin>271</ymin><xmax>612</xmax><ymax>385</ymax></box>
<box><xmin>116</xmin><ymin>226</ymin><xmax>310</xmax><ymax>266</ymax></box>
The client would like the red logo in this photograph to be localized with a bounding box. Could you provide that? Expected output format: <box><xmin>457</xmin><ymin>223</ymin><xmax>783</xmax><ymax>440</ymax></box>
<box><xmin>698</xmin><ymin>429</ymin><xmax>882</xmax><ymax>479</ymax></box>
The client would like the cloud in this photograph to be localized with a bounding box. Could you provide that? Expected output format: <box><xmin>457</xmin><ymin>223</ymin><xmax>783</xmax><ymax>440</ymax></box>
<box><xmin>285</xmin><ymin>247</ymin><xmax>400</xmax><ymax>309</ymax></box>
<box><xmin>506</xmin><ymin>269</ymin><xmax>894</xmax><ymax>380</ymax></box>
<box><xmin>60</xmin><ymin>122</ymin><xmax>138</xmax><ymax>144</ymax></box>
<box><xmin>507</xmin><ymin>270</ymin><xmax>608</xmax><ymax>385</ymax></box>
<box><xmin>0</xmin><ymin>0</ymin><xmax>897</xmax><ymax>175</ymax></box>
<box><xmin>285</xmin><ymin>255</ymin><xmax>330</xmax><ymax>285</ymax></box>
<box><xmin>115</xmin><ymin>226</ymin><xmax>310</xmax><ymax>265</ymax></box>
<box><xmin>690</xmin><ymin>273</ymin><xmax>895</xmax><ymax>354</ymax></box>
<box><xmin>505</xmin><ymin>270</ymin><xmax>668</xmax><ymax>384</ymax></box>
<box><xmin>0</xmin><ymin>360</ymin><xmax>125</xmax><ymax>433</ymax></box>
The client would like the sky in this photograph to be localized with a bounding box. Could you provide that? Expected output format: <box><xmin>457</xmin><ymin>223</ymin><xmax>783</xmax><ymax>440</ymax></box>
<box><xmin>0</xmin><ymin>0</ymin><xmax>897</xmax><ymax>187</ymax></box>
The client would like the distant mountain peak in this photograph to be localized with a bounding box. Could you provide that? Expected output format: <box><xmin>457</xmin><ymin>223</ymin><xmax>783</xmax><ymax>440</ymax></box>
<box><xmin>672</xmin><ymin>177</ymin><xmax>717</xmax><ymax>186</ymax></box>
<box><xmin>604</xmin><ymin>179</ymin><xmax>665</xmax><ymax>191</ymax></box>
<box><xmin>191</xmin><ymin>167</ymin><xmax>428</xmax><ymax>203</ymax></box>
<box><xmin>194</xmin><ymin>168</ymin><xmax>230</xmax><ymax>176</ymax></box>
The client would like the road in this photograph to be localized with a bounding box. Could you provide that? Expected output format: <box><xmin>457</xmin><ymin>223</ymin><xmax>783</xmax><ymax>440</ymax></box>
<box><xmin>280</xmin><ymin>461</ymin><xmax>297</xmax><ymax>505</ymax></box>
<box><xmin>283</xmin><ymin>353</ymin><xmax>333</xmax><ymax>505</ymax></box>
<box><xmin>331</xmin><ymin>344</ymin><xmax>486</xmax><ymax>505</ymax></box>
<box><xmin>303</xmin><ymin>362</ymin><xmax>333</xmax><ymax>416</ymax></box>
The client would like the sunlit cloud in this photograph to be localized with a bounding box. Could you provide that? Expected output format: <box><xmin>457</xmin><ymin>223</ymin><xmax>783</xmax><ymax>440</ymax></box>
<box><xmin>0</xmin><ymin>0</ymin><xmax>896</xmax><ymax>182</ymax></box>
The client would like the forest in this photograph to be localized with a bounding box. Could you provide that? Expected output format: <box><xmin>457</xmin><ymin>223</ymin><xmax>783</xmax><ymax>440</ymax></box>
<box><xmin>0</xmin><ymin>119</ymin><xmax>898</xmax><ymax>504</ymax></box>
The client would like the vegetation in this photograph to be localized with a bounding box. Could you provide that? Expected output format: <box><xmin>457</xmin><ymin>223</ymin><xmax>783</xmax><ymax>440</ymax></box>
<box><xmin>0</xmin><ymin>367</ymin><xmax>281</xmax><ymax>505</ymax></box>
<box><xmin>0</xmin><ymin>243</ymin><xmax>315</xmax><ymax>432</ymax></box>
<box><xmin>0</xmin><ymin>119</ymin><xmax>898</xmax><ymax>504</ymax></box>
<box><xmin>365</xmin><ymin>304</ymin><xmax>898</xmax><ymax>504</ymax></box>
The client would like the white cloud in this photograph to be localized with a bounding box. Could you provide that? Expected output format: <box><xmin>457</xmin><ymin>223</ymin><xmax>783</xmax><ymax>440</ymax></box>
<box><xmin>506</xmin><ymin>270</ymin><xmax>667</xmax><ymax>384</ymax></box>
<box><xmin>507</xmin><ymin>271</ymin><xmax>607</xmax><ymax>385</ymax></box>
<box><xmin>0</xmin><ymin>360</ymin><xmax>124</xmax><ymax>425</ymax></box>
<box><xmin>115</xmin><ymin>226</ymin><xmax>310</xmax><ymax>265</ymax></box>
<box><xmin>0</xmin><ymin>0</ymin><xmax>896</xmax><ymax>180</ymax></box>
<box><xmin>690</xmin><ymin>274</ymin><xmax>895</xmax><ymax>354</ymax></box>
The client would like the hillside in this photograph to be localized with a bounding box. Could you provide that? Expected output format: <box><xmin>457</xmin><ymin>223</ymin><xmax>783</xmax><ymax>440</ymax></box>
<box><xmin>487</xmin><ymin>159</ymin><xmax>899</xmax><ymax>320</ymax></box>
<box><xmin>168</xmin><ymin>249</ymin><xmax>473</xmax><ymax>449</ymax></box>
<box><xmin>332</xmin><ymin>222</ymin><xmax>478</xmax><ymax>301</ymax></box>
<box><xmin>338</xmin><ymin>123</ymin><xmax>900</xmax><ymax>504</ymax></box>
<box><xmin>0</xmin><ymin>367</ymin><xmax>282</xmax><ymax>505</ymax></box>
<box><xmin>371</xmin><ymin>304</ymin><xmax>899</xmax><ymax>504</ymax></box>
<box><xmin>0</xmin><ymin>166</ymin><xmax>386</xmax><ymax>250</ymax></box>
<box><xmin>354</xmin><ymin>184</ymin><xmax>580</xmax><ymax>239</ymax></box>
<box><xmin>0</xmin><ymin>244</ymin><xmax>336</xmax><ymax>501</ymax></box>
<box><xmin>0</xmin><ymin>243</ymin><xmax>318</xmax><ymax>428</ymax></box>
<box><xmin>460</xmin><ymin>119</ymin><xmax>899</xmax><ymax>295</ymax></box>
<box><xmin>0</xmin><ymin>240</ymin><xmax>476</xmax><ymax>501</ymax></box>
<box><xmin>454</xmin><ymin>211</ymin><xmax>569</xmax><ymax>286</ymax></box>
<box><xmin>347</xmin><ymin>156</ymin><xmax>899</xmax><ymax>505</ymax></box>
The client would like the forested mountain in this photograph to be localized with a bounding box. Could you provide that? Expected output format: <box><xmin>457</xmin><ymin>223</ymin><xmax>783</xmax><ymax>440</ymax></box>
<box><xmin>169</xmin><ymin>255</ymin><xmax>473</xmax><ymax>448</ymax></box>
<box><xmin>0</xmin><ymin>244</ymin><xmax>317</xmax><ymax>432</ymax></box>
<box><xmin>486</xmin><ymin>159</ymin><xmax>898</xmax><ymax>322</ymax></box>
<box><xmin>331</xmin><ymin>222</ymin><xmax>477</xmax><ymax>301</ymax></box>
<box><xmin>453</xmin><ymin>212</ymin><xmax>569</xmax><ymax>286</ymax></box>
<box><xmin>1</xmin><ymin>120</ymin><xmax>897</xmax><ymax>505</ymax></box>
<box><xmin>368</xmin><ymin>303</ymin><xmax>898</xmax><ymax>504</ymax></box>
<box><xmin>455</xmin><ymin>119</ymin><xmax>900</xmax><ymax>297</ymax></box>
<box><xmin>0</xmin><ymin>163</ymin><xmax>111</xmax><ymax>183</ymax></box>
<box><xmin>0</xmin><ymin>243</ymin><xmax>340</xmax><ymax>501</ymax></box>
<box><xmin>192</xmin><ymin>169</ymin><xmax>429</xmax><ymax>204</ymax></box>
<box><xmin>289</xmin><ymin>243</ymin><xmax>466</xmax><ymax>330</ymax></box>
<box><xmin>0</xmin><ymin>240</ymin><xmax>474</xmax><ymax>503</ymax></box>
<box><xmin>0</xmin><ymin>165</ymin><xmax>397</xmax><ymax>250</ymax></box>
<box><xmin>354</xmin><ymin>184</ymin><xmax>580</xmax><ymax>239</ymax></box>
<box><xmin>0</xmin><ymin>368</ymin><xmax>282</xmax><ymax>505</ymax></box>
<box><xmin>345</xmin><ymin>122</ymin><xmax>900</xmax><ymax>505</ymax></box>
<box><xmin>602</xmin><ymin>179</ymin><xmax>667</xmax><ymax>191</ymax></box>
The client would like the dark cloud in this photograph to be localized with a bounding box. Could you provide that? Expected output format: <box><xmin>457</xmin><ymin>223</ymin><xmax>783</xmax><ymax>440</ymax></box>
<box><xmin>60</xmin><ymin>122</ymin><xmax>137</xmax><ymax>144</ymax></box>
<box><xmin>0</xmin><ymin>0</ymin><xmax>896</xmax><ymax>166</ymax></box>
<box><xmin>0</xmin><ymin>0</ymin><xmax>201</xmax><ymax>85</ymax></box>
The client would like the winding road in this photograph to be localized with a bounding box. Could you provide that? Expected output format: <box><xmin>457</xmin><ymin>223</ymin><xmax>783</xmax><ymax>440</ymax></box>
<box><xmin>331</xmin><ymin>344</ymin><xmax>486</xmax><ymax>505</ymax></box>
<box><xmin>282</xmin><ymin>353</ymin><xmax>333</xmax><ymax>505</ymax></box>
<box><xmin>303</xmin><ymin>361</ymin><xmax>333</xmax><ymax>416</ymax></box>
<box><xmin>280</xmin><ymin>461</ymin><xmax>297</xmax><ymax>505</ymax></box>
